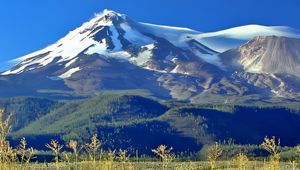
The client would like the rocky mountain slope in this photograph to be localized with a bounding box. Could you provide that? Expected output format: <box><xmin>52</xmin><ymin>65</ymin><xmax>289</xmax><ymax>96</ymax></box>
<box><xmin>220</xmin><ymin>36</ymin><xmax>300</xmax><ymax>99</ymax></box>
<box><xmin>223</xmin><ymin>36</ymin><xmax>300</xmax><ymax>75</ymax></box>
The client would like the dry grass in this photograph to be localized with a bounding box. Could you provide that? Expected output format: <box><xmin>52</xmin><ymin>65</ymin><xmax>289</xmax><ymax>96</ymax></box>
<box><xmin>0</xmin><ymin>161</ymin><xmax>295</xmax><ymax>170</ymax></box>
<box><xmin>232</xmin><ymin>153</ymin><xmax>249</xmax><ymax>170</ymax></box>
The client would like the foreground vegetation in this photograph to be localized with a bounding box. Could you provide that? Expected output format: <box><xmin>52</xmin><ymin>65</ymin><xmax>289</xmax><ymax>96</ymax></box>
<box><xmin>2</xmin><ymin>109</ymin><xmax>300</xmax><ymax>169</ymax></box>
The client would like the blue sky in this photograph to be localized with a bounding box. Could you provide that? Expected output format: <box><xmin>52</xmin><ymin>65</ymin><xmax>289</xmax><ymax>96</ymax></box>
<box><xmin>0</xmin><ymin>0</ymin><xmax>300</xmax><ymax>69</ymax></box>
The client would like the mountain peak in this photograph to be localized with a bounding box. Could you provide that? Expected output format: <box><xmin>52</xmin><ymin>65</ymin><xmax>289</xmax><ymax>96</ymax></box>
<box><xmin>245</xmin><ymin>35</ymin><xmax>300</xmax><ymax>48</ymax></box>
<box><xmin>94</xmin><ymin>9</ymin><xmax>125</xmax><ymax>22</ymax></box>
<box><xmin>101</xmin><ymin>9</ymin><xmax>120</xmax><ymax>16</ymax></box>
<box><xmin>252</xmin><ymin>35</ymin><xmax>289</xmax><ymax>41</ymax></box>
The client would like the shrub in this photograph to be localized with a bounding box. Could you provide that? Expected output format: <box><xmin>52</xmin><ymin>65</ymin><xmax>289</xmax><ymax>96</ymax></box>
<box><xmin>45</xmin><ymin>139</ymin><xmax>64</xmax><ymax>165</ymax></box>
<box><xmin>16</xmin><ymin>137</ymin><xmax>36</xmax><ymax>164</ymax></box>
<box><xmin>0</xmin><ymin>108</ymin><xmax>15</xmax><ymax>164</ymax></box>
<box><xmin>152</xmin><ymin>145</ymin><xmax>175</xmax><ymax>170</ymax></box>
<box><xmin>84</xmin><ymin>134</ymin><xmax>102</xmax><ymax>162</ymax></box>
<box><xmin>207</xmin><ymin>142</ymin><xmax>222</xmax><ymax>170</ymax></box>
<box><xmin>262</xmin><ymin>136</ymin><xmax>280</xmax><ymax>170</ymax></box>
<box><xmin>67</xmin><ymin>139</ymin><xmax>79</xmax><ymax>163</ymax></box>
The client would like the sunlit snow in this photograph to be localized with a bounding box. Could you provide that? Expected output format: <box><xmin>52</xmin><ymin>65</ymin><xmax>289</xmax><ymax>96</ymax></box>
<box><xmin>58</xmin><ymin>67</ymin><xmax>81</xmax><ymax>79</ymax></box>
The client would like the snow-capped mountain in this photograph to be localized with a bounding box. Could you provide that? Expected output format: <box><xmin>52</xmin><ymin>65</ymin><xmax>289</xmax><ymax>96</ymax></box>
<box><xmin>0</xmin><ymin>10</ymin><xmax>222</xmax><ymax>100</ymax></box>
<box><xmin>190</xmin><ymin>25</ymin><xmax>300</xmax><ymax>52</ymax></box>
<box><xmin>2</xmin><ymin>9</ymin><xmax>217</xmax><ymax>77</ymax></box>
<box><xmin>1</xmin><ymin>9</ymin><xmax>300</xmax><ymax>104</ymax></box>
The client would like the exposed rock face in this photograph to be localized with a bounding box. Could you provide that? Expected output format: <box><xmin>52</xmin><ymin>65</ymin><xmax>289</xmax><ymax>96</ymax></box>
<box><xmin>238</xmin><ymin>36</ymin><xmax>300</xmax><ymax>75</ymax></box>
<box><xmin>219</xmin><ymin>36</ymin><xmax>300</xmax><ymax>99</ymax></box>
<box><xmin>221</xmin><ymin>36</ymin><xmax>300</xmax><ymax>76</ymax></box>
